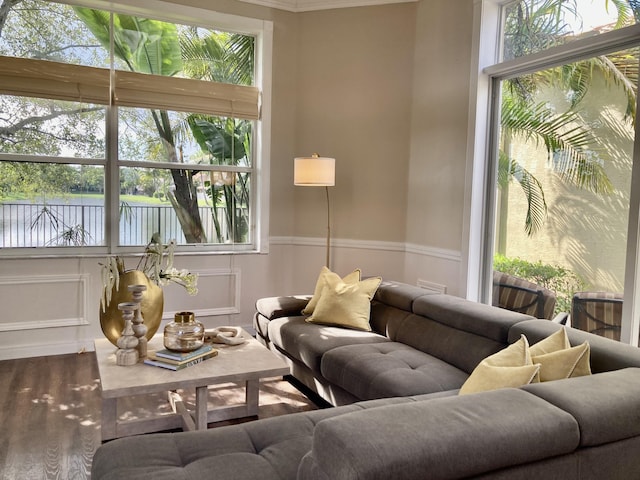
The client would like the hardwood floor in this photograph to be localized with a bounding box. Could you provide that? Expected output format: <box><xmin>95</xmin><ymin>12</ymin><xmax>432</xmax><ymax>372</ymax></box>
<box><xmin>0</xmin><ymin>352</ymin><xmax>318</xmax><ymax>479</ymax></box>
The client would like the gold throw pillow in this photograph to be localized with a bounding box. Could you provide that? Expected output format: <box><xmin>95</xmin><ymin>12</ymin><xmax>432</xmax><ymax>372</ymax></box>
<box><xmin>306</xmin><ymin>274</ymin><xmax>381</xmax><ymax>331</ymax></box>
<box><xmin>302</xmin><ymin>266</ymin><xmax>361</xmax><ymax>316</ymax></box>
<box><xmin>529</xmin><ymin>328</ymin><xmax>591</xmax><ymax>382</ymax></box>
<box><xmin>459</xmin><ymin>335</ymin><xmax>540</xmax><ymax>395</ymax></box>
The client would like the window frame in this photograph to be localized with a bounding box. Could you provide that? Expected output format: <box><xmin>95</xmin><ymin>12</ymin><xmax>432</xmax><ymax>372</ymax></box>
<box><xmin>0</xmin><ymin>0</ymin><xmax>273</xmax><ymax>257</ymax></box>
<box><xmin>468</xmin><ymin>0</ymin><xmax>640</xmax><ymax>345</ymax></box>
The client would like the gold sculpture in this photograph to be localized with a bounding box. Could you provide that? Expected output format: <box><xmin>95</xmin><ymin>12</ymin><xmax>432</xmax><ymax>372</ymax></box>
<box><xmin>100</xmin><ymin>270</ymin><xmax>164</xmax><ymax>347</ymax></box>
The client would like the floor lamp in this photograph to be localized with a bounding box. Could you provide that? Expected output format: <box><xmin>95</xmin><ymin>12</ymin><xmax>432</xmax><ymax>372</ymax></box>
<box><xmin>294</xmin><ymin>153</ymin><xmax>336</xmax><ymax>268</ymax></box>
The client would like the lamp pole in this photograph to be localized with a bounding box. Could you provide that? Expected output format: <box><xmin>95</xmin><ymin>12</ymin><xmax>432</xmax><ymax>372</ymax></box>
<box><xmin>294</xmin><ymin>153</ymin><xmax>336</xmax><ymax>268</ymax></box>
<box><xmin>325</xmin><ymin>185</ymin><xmax>331</xmax><ymax>268</ymax></box>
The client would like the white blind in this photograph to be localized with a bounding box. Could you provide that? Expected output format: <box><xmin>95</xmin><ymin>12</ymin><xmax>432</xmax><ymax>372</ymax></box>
<box><xmin>0</xmin><ymin>57</ymin><xmax>260</xmax><ymax>120</ymax></box>
<box><xmin>0</xmin><ymin>57</ymin><xmax>110</xmax><ymax>104</ymax></box>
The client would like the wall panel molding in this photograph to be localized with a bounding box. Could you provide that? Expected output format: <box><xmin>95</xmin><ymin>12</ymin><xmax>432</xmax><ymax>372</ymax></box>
<box><xmin>161</xmin><ymin>268</ymin><xmax>241</xmax><ymax>320</ymax></box>
<box><xmin>0</xmin><ymin>274</ymin><xmax>90</xmax><ymax>332</ymax></box>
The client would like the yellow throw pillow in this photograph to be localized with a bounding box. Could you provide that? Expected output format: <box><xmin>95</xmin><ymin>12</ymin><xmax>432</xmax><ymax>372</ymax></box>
<box><xmin>306</xmin><ymin>274</ymin><xmax>382</xmax><ymax>331</ymax></box>
<box><xmin>459</xmin><ymin>335</ymin><xmax>541</xmax><ymax>395</ymax></box>
<box><xmin>529</xmin><ymin>328</ymin><xmax>591</xmax><ymax>382</ymax></box>
<box><xmin>302</xmin><ymin>267</ymin><xmax>361</xmax><ymax>316</ymax></box>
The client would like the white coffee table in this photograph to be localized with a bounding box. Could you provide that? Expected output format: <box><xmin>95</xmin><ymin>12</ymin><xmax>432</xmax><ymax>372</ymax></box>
<box><xmin>94</xmin><ymin>329</ymin><xmax>290</xmax><ymax>441</ymax></box>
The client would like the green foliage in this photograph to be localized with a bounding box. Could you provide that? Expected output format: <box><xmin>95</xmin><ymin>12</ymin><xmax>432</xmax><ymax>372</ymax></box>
<box><xmin>189</xmin><ymin>116</ymin><xmax>251</xmax><ymax>243</ymax></box>
<box><xmin>494</xmin><ymin>253</ymin><xmax>586</xmax><ymax>315</ymax></box>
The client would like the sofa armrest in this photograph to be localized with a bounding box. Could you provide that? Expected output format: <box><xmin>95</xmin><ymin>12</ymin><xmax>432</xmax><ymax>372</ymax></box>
<box><xmin>255</xmin><ymin>295</ymin><xmax>311</xmax><ymax>320</ymax></box>
<box><xmin>298</xmin><ymin>389</ymin><xmax>579</xmax><ymax>480</ymax></box>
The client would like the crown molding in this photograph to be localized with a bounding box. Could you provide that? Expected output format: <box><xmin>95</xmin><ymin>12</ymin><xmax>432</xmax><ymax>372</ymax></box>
<box><xmin>237</xmin><ymin>0</ymin><xmax>417</xmax><ymax>13</ymax></box>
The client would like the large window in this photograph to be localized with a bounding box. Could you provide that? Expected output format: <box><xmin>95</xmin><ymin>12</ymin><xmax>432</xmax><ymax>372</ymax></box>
<box><xmin>475</xmin><ymin>0</ymin><xmax>640</xmax><ymax>344</ymax></box>
<box><xmin>0</xmin><ymin>0</ymin><xmax>269</xmax><ymax>253</ymax></box>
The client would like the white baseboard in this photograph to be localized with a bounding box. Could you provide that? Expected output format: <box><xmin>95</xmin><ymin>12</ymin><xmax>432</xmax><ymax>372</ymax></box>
<box><xmin>0</xmin><ymin>338</ymin><xmax>95</xmax><ymax>361</ymax></box>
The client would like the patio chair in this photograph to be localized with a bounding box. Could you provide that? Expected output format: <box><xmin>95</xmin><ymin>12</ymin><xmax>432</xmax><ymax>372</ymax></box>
<box><xmin>570</xmin><ymin>291</ymin><xmax>623</xmax><ymax>341</ymax></box>
<box><xmin>492</xmin><ymin>271</ymin><xmax>558</xmax><ymax>320</ymax></box>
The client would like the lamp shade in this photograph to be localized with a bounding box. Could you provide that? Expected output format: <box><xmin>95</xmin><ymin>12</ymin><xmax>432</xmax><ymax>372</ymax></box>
<box><xmin>294</xmin><ymin>155</ymin><xmax>335</xmax><ymax>186</ymax></box>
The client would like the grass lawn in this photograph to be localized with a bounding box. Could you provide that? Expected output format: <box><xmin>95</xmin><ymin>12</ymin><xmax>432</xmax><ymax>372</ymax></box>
<box><xmin>2</xmin><ymin>192</ymin><xmax>212</xmax><ymax>207</ymax></box>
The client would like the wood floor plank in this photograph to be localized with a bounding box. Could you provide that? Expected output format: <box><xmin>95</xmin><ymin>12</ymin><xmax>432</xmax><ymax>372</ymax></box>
<box><xmin>0</xmin><ymin>351</ymin><xmax>317</xmax><ymax>479</ymax></box>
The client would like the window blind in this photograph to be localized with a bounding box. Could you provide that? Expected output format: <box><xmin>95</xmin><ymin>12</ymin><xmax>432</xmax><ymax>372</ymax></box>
<box><xmin>0</xmin><ymin>56</ymin><xmax>110</xmax><ymax>104</ymax></box>
<box><xmin>0</xmin><ymin>57</ymin><xmax>260</xmax><ymax>120</ymax></box>
<box><xmin>114</xmin><ymin>71</ymin><xmax>260</xmax><ymax>120</ymax></box>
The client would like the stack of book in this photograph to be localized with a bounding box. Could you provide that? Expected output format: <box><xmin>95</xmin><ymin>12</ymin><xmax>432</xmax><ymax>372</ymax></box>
<box><xmin>144</xmin><ymin>344</ymin><xmax>217</xmax><ymax>371</ymax></box>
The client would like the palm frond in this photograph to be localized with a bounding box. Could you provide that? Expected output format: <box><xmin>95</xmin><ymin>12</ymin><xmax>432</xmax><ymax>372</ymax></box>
<box><xmin>501</xmin><ymin>97</ymin><xmax>592</xmax><ymax>156</ymax></box>
<box><xmin>552</xmin><ymin>149</ymin><xmax>613</xmax><ymax>193</ymax></box>
<box><xmin>513</xmin><ymin>160</ymin><xmax>547</xmax><ymax>236</ymax></box>
<box><xmin>498</xmin><ymin>154</ymin><xmax>548</xmax><ymax>236</ymax></box>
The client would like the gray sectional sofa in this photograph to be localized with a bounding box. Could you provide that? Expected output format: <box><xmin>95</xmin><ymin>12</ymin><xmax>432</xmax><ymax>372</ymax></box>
<box><xmin>92</xmin><ymin>280</ymin><xmax>640</xmax><ymax>479</ymax></box>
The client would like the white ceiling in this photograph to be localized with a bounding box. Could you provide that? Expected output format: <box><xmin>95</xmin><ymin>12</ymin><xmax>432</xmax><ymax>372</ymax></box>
<box><xmin>237</xmin><ymin>0</ymin><xmax>418</xmax><ymax>12</ymax></box>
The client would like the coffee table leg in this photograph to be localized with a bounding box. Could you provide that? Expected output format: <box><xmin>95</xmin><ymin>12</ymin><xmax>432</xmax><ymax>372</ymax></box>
<box><xmin>246</xmin><ymin>379</ymin><xmax>259</xmax><ymax>416</ymax></box>
<box><xmin>195</xmin><ymin>386</ymin><xmax>209</xmax><ymax>430</ymax></box>
<box><xmin>101</xmin><ymin>397</ymin><xmax>117</xmax><ymax>441</ymax></box>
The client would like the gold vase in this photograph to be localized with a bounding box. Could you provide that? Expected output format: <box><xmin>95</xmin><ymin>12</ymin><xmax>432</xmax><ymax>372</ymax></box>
<box><xmin>100</xmin><ymin>270</ymin><xmax>164</xmax><ymax>346</ymax></box>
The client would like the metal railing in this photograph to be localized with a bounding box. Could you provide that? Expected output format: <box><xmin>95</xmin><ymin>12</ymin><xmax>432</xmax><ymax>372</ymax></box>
<box><xmin>0</xmin><ymin>202</ymin><xmax>232</xmax><ymax>247</ymax></box>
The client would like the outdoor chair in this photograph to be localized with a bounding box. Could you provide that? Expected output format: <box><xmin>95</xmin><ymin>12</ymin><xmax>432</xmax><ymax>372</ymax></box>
<box><xmin>492</xmin><ymin>271</ymin><xmax>558</xmax><ymax>320</ymax></box>
<box><xmin>570</xmin><ymin>291</ymin><xmax>623</xmax><ymax>341</ymax></box>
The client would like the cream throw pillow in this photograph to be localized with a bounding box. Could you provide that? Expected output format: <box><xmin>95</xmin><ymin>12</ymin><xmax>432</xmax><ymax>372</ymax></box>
<box><xmin>529</xmin><ymin>328</ymin><xmax>591</xmax><ymax>382</ymax></box>
<box><xmin>302</xmin><ymin>267</ymin><xmax>361</xmax><ymax>316</ymax></box>
<box><xmin>459</xmin><ymin>335</ymin><xmax>541</xmax><ymax>395</ymax></box>
<box><xmin>306</xmin><ymin>274</ymin><xmax>382</xmax><ymax>331</ymax></box>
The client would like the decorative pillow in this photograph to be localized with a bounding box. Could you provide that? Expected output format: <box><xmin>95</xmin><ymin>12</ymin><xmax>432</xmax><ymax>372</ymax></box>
<box><xmin>302</xmin><ymin>267</ymin><xmax>361</xmax><ymax>316</ymax></box>
<box><xmin>529</xmin><ymin>328</ymin><xmax>591</xmax><ymax>382</ymax></box>
<box><xmin>306</xmin><ymin>274</ymin><xmax>382</xmax><ymax>331</ymax></box>
<box><xmin>459</xmin><ymin>335</ymin><xmax>540</xmax><ymax>395</ymax></box>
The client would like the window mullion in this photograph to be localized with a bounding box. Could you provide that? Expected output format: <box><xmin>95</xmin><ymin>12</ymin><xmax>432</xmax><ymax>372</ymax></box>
<box><xmin>106</xmin><ymin>104</ymin><xmax>119</xmax><ymax>253</ymax></box>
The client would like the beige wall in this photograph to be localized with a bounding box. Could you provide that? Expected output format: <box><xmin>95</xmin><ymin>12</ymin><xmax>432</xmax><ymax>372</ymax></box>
<box><xmin>404</xmin><ymin>0</ymin><xmax>474</xmax><ymax>293</ymax></box>
<box><xmin>0</xmin><ymin>0</ymin><xmax>477</xmax><ymax>359</ymax></box>
<box><xmin>293</xmin><ymin>4</ymin><xmax>416</xmax><ymax>244</ymax></box>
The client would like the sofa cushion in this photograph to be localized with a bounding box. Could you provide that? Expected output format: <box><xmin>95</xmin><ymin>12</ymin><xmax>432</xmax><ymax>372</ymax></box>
<box><xmin>386</xmin><ymin>313</ymin><xmax>511</xmax><ymax>374</ymax></box>
<box><xmin>372</xmin><ymin>280</ymin><xmax>436</xmax><ymax>311</ymax></box>
<box><xmin>267</xmin><ymin>316</ymin><xmax>389</xmax><ymax>374</ymax></box>
<box><xmin>368</xmin><ymin>301</ymin><xmax>414</xmax><ymax>336</ymax></box>
<box><xmin>297</xmin><ymin>388</ymin><xmax>579</xmax><ymax>480</ymax></box>
<box><xmin>321</xmin><ymin>342</ymin><xmax>469</xmax><ymax>400</ymax></box>
<box><xmin>307</xmin><ymin>275</ymin><xmax>382</xmax><ymax>331</ymax></box>
<box><xmin>413</xmin><ymin>293</ymin><xmax>534</xmax><ymax>342</ymax></box>
<box><xmin>302</xmin><ymin>267</ymin><xmax>361</xmax><ymax>315</ymax></box>
<box><xmin>523</xmin><ymin>368</ymin><xmax>640</xmax><ymax>448</ymax></box>
<box><xmin>459</xmin><ymin>335</ymin><xmax>540</xmax><ymax>395</ymax></box>
<box><xmin>255</xmin><ymin>295</ymin><xmax>311</xmax><ymax>321</ymax></box>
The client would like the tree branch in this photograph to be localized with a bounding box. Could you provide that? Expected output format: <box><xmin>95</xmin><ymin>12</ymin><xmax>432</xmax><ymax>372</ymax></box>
<box><xmin>0</xmin><ymin>106</ymin><xmax>102</xmax><ymax>139</ymax></box>
<box><xmin>0</xmin><ymin>0</ymin><xmax>23</xmax><ymax>39</ymax></box>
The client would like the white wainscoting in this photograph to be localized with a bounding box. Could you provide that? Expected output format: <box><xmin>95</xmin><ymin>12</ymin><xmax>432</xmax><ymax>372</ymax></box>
<box><xmin>161</xmin><ymin>268</ymin><xmax>241</xmax><ymax>320</ymax></box>
<box><xmin>0</xmin><ymin>274</ymin><xmax>90</xmax><ymax>332</ymax></box>
<box><xmin>0</xmin><ymin>240</ymin><xmax>463</xmax><ymax>359</ymax></box>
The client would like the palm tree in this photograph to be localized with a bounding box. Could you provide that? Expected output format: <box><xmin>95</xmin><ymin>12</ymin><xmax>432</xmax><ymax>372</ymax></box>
<box><xmin>496</xmin><ymin>0</ymin><xmax>636</xmax><ymax>251</ymax></box>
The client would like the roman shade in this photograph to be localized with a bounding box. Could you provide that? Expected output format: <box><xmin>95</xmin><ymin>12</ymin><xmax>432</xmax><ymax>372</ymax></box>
<box><xmin>0</xmin><ymin>56</ymin><xmax>260</xmax><ymax>120</ymax></box>
<box><xmin>114</xmin><ymin>70</ymin><xmax>260</xmax><ymax>119</ymax></box>
<box><xmin>0</xmin><ymin>56</ymin><xmax>110</xmax><ymax>104</ymax></box>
